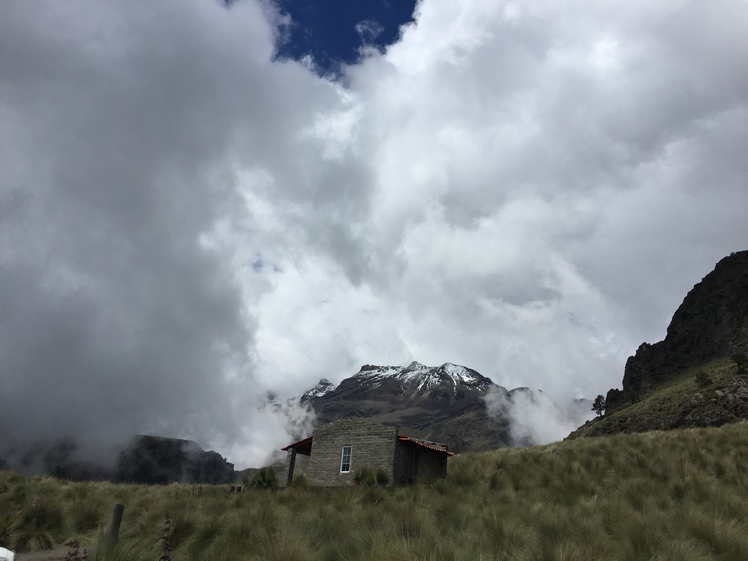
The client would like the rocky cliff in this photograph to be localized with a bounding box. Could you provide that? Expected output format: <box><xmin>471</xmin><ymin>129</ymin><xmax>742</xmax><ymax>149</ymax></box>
<box><xmin>570</xmin><ymin>251</ymin><xmax>748</xmax><ymax>439</ymax></box>
<box><xmin>607</xmin><ymin>251</ymin><xmax>748</xmax><ymax>412</ymax></box>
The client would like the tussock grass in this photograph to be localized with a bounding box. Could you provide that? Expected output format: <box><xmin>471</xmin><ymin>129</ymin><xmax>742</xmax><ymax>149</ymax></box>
<box><xmin>2</xmin><ymin>421</ymin><xmax>748</xmax><ymax>559</ymax></box>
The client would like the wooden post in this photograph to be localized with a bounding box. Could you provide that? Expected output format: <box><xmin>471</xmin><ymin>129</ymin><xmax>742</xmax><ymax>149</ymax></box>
<box><xmin>286</xmin><ymin>448</ymin><xmax>297</xmax><ymax>487</ymax></box>
<box><xmin>108</xmin><ymin>503</ymin><xmax>124</xmax><ymax>540</ymax></box>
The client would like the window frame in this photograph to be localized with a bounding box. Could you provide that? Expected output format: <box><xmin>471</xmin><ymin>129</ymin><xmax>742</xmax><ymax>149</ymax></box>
<box><xmin>340</xmin><ymin>444</ymin><xmax>352</xmax><ymax>473</ymax></box>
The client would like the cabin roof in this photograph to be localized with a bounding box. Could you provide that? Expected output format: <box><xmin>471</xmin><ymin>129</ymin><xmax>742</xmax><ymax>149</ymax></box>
<box><xmin>280</xmin><ymin>435</ymin><xmax>313</xmax><ymax>456</ymax></box>
<box><xmin>398</xmin><ymin>436</ymin><xmax>455</xmax><ymax>456</ymax></box>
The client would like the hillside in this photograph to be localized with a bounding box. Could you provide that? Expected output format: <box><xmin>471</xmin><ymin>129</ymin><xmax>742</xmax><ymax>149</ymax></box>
<box><xmin>570</xmin><ymin>251</ymin><xmax>748</xmax><ymax>438</ymax></box>
<box><xmin>570</xmin><ymin>357</ymin><xmax>748</xmax><ymax>438</ymax></box>
<box><xmin>2</xmin><ymin>422</ymin><xmax>748</xmax><ymax>560</ymax></box>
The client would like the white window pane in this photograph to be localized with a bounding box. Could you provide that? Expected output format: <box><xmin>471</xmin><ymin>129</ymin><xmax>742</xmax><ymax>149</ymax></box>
<box><xmin>340</xmin><ymin>445</ymin><xmax>352</xmax><ymax>473</ymax></box>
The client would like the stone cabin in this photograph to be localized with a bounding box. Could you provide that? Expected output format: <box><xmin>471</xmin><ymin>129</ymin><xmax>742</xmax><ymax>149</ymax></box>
<box><xmin>281</xmin><ymin>419</ymin><xmax>454</xmax><ymax>487</ymax></box>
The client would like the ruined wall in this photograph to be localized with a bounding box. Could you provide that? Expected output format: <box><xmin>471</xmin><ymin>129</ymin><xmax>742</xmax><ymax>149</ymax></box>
<box><xmin>307</xmin><ymin>420</ymin><xmax>397</xmax><ymax>487</ymax></box>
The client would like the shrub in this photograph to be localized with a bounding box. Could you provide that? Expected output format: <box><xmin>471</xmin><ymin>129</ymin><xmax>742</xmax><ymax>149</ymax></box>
<box><xmin>375</xmin><ymin>469</ymin><xmax>391</xmax><ymax>486</ymax></box>
<box><xmin>249</xmin><ymin>467</ymin><xmax>278</xmax><ymax>490</ymax></box>
<box><xmin>353</xmin><ymin>467</ymin><xmax>390</xmax><ymax>486</ymax></box>
<box><xmin>10</xmin><ymin>527</ymin><xmax>54</xmax><ymax>552</ymax></box>
<box><xmin>290</xmin><ymin>473</ymin><xmax>309</xmax><ymax>489</ymax></box>
<box><xmin>17</xmin><ymin>498</ymin><xmax>65</xmax><ymax>533</ymax></box>
<box><xmin>695</xmin><ymin>369</ymin><xmax>712</xmax><ymax>387</ymax></box>
<box><xmin>732</xmin><ymin>352</ymin><xmax>748</xmax><ymax>375</ymax></box>
<box><xmin>353</xmin><ymin>467</ymin><xmax>376</xmax><ymax>487</ymax></box>
<box><xmin>72</xmin><ymin>498</ymin><xmax>104</xmax><ymax>532</ymax></box>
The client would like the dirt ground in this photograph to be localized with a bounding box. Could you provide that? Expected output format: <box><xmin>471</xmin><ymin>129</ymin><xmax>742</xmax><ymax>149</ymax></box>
<box><xmin>15</xmin><ymin>546</ymin><xmax>70</xmax><ymax>561</ymax></box>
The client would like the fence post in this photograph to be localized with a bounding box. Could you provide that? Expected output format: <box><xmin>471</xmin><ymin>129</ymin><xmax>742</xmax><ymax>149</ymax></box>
<box><xmin>108</xmin><ymin>503</ymin><xmax>125</xmax><ymax>540</ymax></box>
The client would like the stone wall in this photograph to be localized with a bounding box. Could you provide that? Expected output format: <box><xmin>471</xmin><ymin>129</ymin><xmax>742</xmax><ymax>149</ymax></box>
<box><xmin>307</xmin><ymin>420</ymin><xmax>397</xmax><ymax>487</ymax></box>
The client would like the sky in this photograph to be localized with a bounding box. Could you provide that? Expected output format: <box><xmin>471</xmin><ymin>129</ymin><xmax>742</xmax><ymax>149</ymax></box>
<box><xmin>1</xmin><ymin>0</ymin><xmax>747</xmax><ymax>469</ymax></box>
<box><xmin>271</xmin><ymin>0</ymin><xmax>417</xmax><ymax>75</ymax></box>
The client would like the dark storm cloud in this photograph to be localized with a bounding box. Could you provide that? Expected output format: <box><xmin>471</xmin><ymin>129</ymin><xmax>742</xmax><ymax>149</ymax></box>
<box><xmin>0</xmin><ymin>1</ymin><xmax>333</xmax><ymax>466</ymax></box>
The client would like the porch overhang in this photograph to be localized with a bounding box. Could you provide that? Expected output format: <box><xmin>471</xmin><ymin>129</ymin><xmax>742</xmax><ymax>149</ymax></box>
<box><xmin>281</xmin><ymin>435</ymin><xmax>313</xmax><ymax>456</ymax></box>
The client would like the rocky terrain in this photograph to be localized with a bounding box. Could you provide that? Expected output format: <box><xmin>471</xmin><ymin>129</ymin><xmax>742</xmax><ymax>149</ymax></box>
<box><xmin>570</xmin><ymin>251</ymin><xmax>748</xmax><ymax>439</ymax></box>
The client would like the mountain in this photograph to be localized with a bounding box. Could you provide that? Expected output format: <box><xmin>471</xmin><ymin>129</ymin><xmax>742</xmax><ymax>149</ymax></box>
<box><xmin>301</xmin><ymin>378</ymin><xmax>336</xmax><ymax>401</ymax></box>
<box><xmin>302</xmin><ymin>361</ymin><xmax>512</xmax><ymax>453</ymax></box>
<box><xmin>570</xmin><ymin>251</ymin><xmax>748</xmax><ymax>438</ymax></box>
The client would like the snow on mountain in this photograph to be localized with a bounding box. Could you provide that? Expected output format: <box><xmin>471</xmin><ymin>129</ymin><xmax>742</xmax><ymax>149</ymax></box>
<box><xmin>301</xmin><ymin>378</ymin><xmax>336</xmax><ymax>401</ymax></box>
<box><xmin>298</xmin><ymin>361</ymin><xmax>504</xmax><ymax>453</ymax></box>
<box><xmin>296</xmin><ymin>360</ymin><xmax>592</xmax><ymax>452</ymax></box>
<box><xmin>351</xmin><ymin>361</ymin><xmax>492</xmax><ymax>391</ymax></box>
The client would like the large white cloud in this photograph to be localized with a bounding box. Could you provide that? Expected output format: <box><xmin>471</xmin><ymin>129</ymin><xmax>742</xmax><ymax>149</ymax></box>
<box><xmin>1</xmin><ymin>0</ymin><xmax>747</xmax><ymax>468</ymax></box>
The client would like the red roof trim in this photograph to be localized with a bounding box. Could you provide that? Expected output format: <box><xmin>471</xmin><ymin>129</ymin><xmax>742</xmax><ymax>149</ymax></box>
<box><xmin>281</xmin><ymin>435</ymin><xmax>313</xmax><ymax>451</ymax></box>
<box><xmin>398</xmin><ymin>436</ymin><xmax>455</xmax><ymax>456</ymax></box>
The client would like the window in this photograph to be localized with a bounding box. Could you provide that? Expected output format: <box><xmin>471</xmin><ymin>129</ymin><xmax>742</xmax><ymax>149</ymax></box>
<box><xmin>340</xmin><ymin>445</ymin><xmax>352</xmax><ymax>473</ymax></box>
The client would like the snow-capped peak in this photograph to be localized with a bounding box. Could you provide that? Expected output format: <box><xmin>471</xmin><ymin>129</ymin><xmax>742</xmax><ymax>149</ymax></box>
<box><xmin>300</xmin><ymin>378</ymin><xmax>335</xmax><ymax>401</ymax></box>
<box><xmin>439</xmin><ymin>362</ymin><xmax>486</xmax><ymax>386</ymax></box>
<box><xmin>351</xmin><ymin>361</ymin><xmax>491</xmax><ymax>391</ymax></box>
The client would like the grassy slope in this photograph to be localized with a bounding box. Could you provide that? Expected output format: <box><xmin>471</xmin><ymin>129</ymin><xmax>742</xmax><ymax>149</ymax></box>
<box><xmin>571</xmin><ymin>358</ymin><xmax>744</xmax><ymax>438</ymax></box>
<box><xmin>2</xmin><ymin>421</ymin><xmax>748</xmax><ymax>561</ymax></box>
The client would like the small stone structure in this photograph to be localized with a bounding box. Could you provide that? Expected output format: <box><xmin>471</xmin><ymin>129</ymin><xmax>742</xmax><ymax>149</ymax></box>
<box><xmin>281</xmin><ymin>419</ymin><xmax>454</xmax><ymax>487</ymax></box>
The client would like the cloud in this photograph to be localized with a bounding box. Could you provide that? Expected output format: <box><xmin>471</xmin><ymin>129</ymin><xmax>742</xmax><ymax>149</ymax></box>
<box><xmin>1</xmin><ymin>0</ymin><xmax>747</xmax><ymax>468</ymax></box>
<box><xmin>355</xmin><ymin>20</ymin><xmax>385</xmax><ymax>45</ymax></box>
<box><xmin>484</xmin><ymin>387</ymin><xmax>594</xmax><ymax>446</ymax></box>
<box><xmin>0</xmin><ymin>0</ymin><xmax>319</xmax><ymax>468</ymax></box>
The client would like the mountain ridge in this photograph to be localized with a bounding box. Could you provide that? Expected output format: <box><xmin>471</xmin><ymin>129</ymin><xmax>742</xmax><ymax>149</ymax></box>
<box><xmin>607</xmin><ymin>250</ymin><xmax>748</xmax><ymax>412</ymax></box>
<box><xmin>570</xmin><ymin>251</ymin><xmax>748</xmax><ymax>439</ymax></box>
<box><xmin>300</xmin><ymin>360</ymin><xmax>590</xmax><ymax>453</ymax></box>
<box><xmin>299</xmin><ymin>361</ymin><xmax>509</xmax><ymax>452</ymax></box>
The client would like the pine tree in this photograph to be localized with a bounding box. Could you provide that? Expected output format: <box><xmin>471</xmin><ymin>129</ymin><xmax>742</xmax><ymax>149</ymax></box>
<box><xmin>592</xmin><ymin>394</ymin><xmax>606</xmax><ymax>417</ymax></box>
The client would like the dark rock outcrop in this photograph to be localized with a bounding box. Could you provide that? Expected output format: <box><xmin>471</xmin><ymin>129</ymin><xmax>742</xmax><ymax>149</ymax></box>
<box><xmin>608</xmin><ymin>251</ymin><xmax>748</xmax><ymax>412</ymax></box>
<box><xmin>115</xmin><ymin>435</ymin><xmax>235</xmax><ymax>485</ymax></box>
<box><xmin>570</xmin><ymin>251</ymin><xmax>748</xmax><ymax>440</ymax></box>
<box><xmin>0</xmin><ymin>439</ymin><xmax>112</xmax><ymax>481</ymax></box>
<box><xmin>0</xmin><ymin>434</ymin><xmax>236</xmax><ymax>484</ymax></box>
